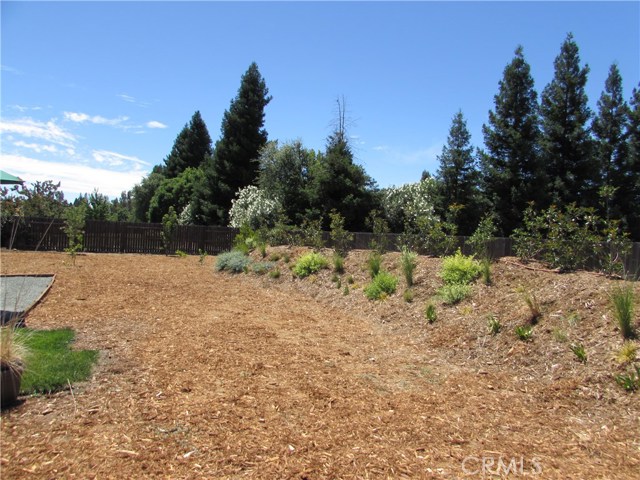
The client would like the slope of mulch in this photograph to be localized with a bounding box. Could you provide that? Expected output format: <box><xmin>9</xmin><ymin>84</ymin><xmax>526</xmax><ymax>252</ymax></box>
<box><xmin>0</xmin><ymin>249</ymin><xmax>638</xmax><ymax>479</ymax></box>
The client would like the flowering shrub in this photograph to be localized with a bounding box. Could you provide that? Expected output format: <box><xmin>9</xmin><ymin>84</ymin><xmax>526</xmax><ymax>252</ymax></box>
<box><xmin>381</xmin><ymin>179</ymin><xmax>438</xmax><ymax>232</ymax></box>
<box><xmin>228</xmin><ymin>186</ymin><xmax>283</xmax><ymax>230</ymax></box>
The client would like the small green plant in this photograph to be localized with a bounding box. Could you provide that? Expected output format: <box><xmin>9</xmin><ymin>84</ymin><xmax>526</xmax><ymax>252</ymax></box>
<box><xmin>333</xmin><ymin>252</ymin><xmax>345</xmax><ymax>274</ymax></box>
<box><xmin>329</xmin><ymin>210</ymin><xmax>354</xmax><ymax>256</ymax></box>
<box><xmin>487</xmin><ymin>315</ymin><xmax>501</xmax><ymax>335</ymax></box>
<box><xmin>570</xmin><ymin>343</ymin><xmax>587</xmax><ymax>363</ymax></box>
<box><xmin>439</xmin><ymin>283</ymin><xmax>471</xmax><ymax>305</ymax></box>
<box><xmin>468</xmin><ymin>213</ymin><xmax>497</xmax><ymax>260</ymax></box>
<box><xmin>63</xmin><ymin>203</ymin><xmax>86</xmax><ymax>266</ymax></box>
<box><xmin>216</xmin><ymin>250</ymin><xmax>252</xmax><ymax>273</ymax></box>
<box><xmin>615</xmin><ymin>365</ymin><xmax>640</xmax><ymax>392</ymax></box>
<box><xmin>368</xmin><ymin>210</ymin><xmax>390</xmax><ymax>254</ymax></box>
<box><xmin>293</xmin><ymin>252</ymin><xmax>329</xmax><ymax>278</ymax></box>
<box><xmin>517</xmin><ymin>286</ymin><xmax>542</xmax><ymax>324</ymax></box>
<box><xmin>480</xmin><ymin>258</ymin><xmax>492</xmax><ymax>286</ymax></box>
<box><xmin>346</xmin><ymin>275</ymin><xmax>354</xmax><ymax>285</ymax></box>
<box><xmin>175</xmin><ymin>249</ymin><xmax>188</xmax><ymax>258</ymax></box>
<box><xmin>565</xmin><ymin>311</ymin><xmax>581</xmax><ymax>327</ymax></box>
<box><xmin>616</xmin><ymin>341</ymin><xmax>638</xmax><ymax>364</ymax></box>
<box><xmin>515</xmin><ymin>325</ymin><xmax>533</xmax><ymax>341</ymax></box>
<box><xmin>425</xmin><ymin>303</ymin><xmax>437</xmax><ymax>323</ymax></box>
<box><xmin>336</xmin><ymin>278</ymin><xmax>342</xmax><ymax>289</ymax></box>
<box><xmin>400</xmin><ymin>248</ymin><xmax>418</xmax><ymax>287</ymax></box>
<box><xmin>161</xmin><ymin>206</ymin><xmax>179</xmax><ymax>256</ymax></box>
<box><xmin>367</xmin><ymin>251</ymin><xmax>383</xmax><ymax>279</ymax></box>
<box><xmin>300</xmin><ymin>218</ymin><xmax>325</xmax><ymax>251</ymax></box>
<box><xmin>269</xmin><ymin>268</ymin><xmax>281</xmax><ymax>279</ymax></box>
<box><xmin>269</xmin><ymin>252</ymin><xmax>281</xmax><ymax>262</ymax></box>
<box><xmin>403</xmin><ymin>289</ymin><xmax>414</xmax><ymax>303</ymax></box>
<box><xmin>233</xmin><ymin>223</ymin><xmax>259</xmax><ymax>255</ymax></box>
<box><xmin>283</xmin><ymin>252</ymin><xmax>291</xmax><ymax>263</ymax></box>
<box><xmin>611</xmin><ymin>283</ymin><xmax>636</xmax><ymax>339</ymax></box>
<box><xmin>198</xmin><ymin>249</ymin><xmax>208</xmax><ymax>265</ymax></box>
<box><xmin>258</xmin><ymin>242</ymin><xmax>267</xmax><ymax>259</ymax></box>
<box><xmin>552</xmin><ymin>328</ymin><xmax>568</xmax><ymax>343</ymax></box>
<box><xmin>343</xmin><ymin>285</ymin><xmax>349</xmax><ymax>295</ymax></box>
<box><xmin>364</xmin><ymin>271</ymin><xmax>398</xmax><ymax>300</ymax></box>
<box><xmin>440</xmin><ymin>249</ymin><xmax>481</xmax><ymax>286</ymax></box>
<box><xmin>251</xmin><ymin>261</ymin><xmax>275</xmax><ymax>275</ymax></box>
<box><xmin>331</xmin><ymin>273</ymin><xmax>340</xmax><ymax>283</ymax></box>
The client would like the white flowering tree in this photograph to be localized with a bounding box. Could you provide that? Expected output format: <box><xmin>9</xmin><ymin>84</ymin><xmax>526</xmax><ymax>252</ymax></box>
<box><xmin>228</xmin><ymin>186</ymin><xmax>283</xmax><ymax>230</ymax></box>
<box><xmin>381</xmin><ymin>178</ymin><xmax>439</xmax><ymax>232</ymax></box>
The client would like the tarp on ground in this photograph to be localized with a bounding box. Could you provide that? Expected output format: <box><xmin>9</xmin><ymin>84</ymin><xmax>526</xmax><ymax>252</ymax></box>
<box><xmin>0</xmin><ymin>275</ymin><xmax>55</xmax><ymax>325</ymax></box>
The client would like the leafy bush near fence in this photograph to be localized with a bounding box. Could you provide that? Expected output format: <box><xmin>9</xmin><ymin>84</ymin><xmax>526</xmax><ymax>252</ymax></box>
<box><xmin>364</xmin><ymin>271</ymin><xmax>398</xmax><ymax>300</ymax></box>
<box><xmin>440</xmin><ymin>249</ymin><xmax>481</xmax><ymax>285</ymax></box>
<box><xmin>512</xmin><ymin>203</ymin><xmax>631</xmax><ymax>274</ymax></box>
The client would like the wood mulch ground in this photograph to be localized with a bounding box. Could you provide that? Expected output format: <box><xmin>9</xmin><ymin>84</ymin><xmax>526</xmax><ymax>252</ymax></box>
<box><xmin>0</xmin><ymin>249</ymin><xmax>638</xmax><ymax>479</ymax></box>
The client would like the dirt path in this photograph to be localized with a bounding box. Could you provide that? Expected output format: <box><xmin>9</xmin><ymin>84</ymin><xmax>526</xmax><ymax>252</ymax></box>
<box><xmin>1</xmin><ymin>251</ymin><xmax>638</xmax><ymax>479</ymax></box>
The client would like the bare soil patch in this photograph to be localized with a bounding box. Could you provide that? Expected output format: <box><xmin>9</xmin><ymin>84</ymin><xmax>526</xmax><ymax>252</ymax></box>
<box><xmin>1</xmin><ymin>249</ymin><xmax>638</xmax><ymax>479</ymax></box>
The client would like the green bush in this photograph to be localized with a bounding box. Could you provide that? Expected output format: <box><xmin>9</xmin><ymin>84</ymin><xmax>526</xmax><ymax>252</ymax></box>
<box><xmin>400</xmin><ymin>248</ymin><xmax>418</xmax><ymax>287</ymax></box>
<box><xmin>403</xmin><ymin>289</ymin><xmax>414</xmax><ymax>303</ymax></box>
<box><xmin>333</xmin><ymin>252</ymin><xmax>345</xmax><ymax>274</ymax></box>
<box><xmin>293</xmin><ymin>252</ymin><xmax>329</xmax><ymax>278</ymax></box>
<box><xmin>615</xmin><ymin>365</ymin><xmax>640</xmax><ymax>392</ymax></box>
<box><xmin>515</xmin><ymin>325</ymin><xmax>533</xmax><ymax>341</ymax></box>
<box><xmin>487</xmin><ymin>315</ymin><xmax>501</xmax><ymax>335</ymax></box>
<box><xmin>441</xmin><ymin>249</ymin><xmax>481</xmax><ymax>285</ymax></box>
<box><xmin>425</xmin><ymin>303</ymin><xmax>437</xmax><ymax>323</ymax></box>
<box><xmin>216</xmin><ymin>250</ymin><xmax>252</xmax><ymax>273</ymax></box>
<box><xmin>439</xmin><ymin>283</ymin><xmax>472</xmax><ymax>305</ymax></box>
<box><xmin>329</xmin><ymin>210</ymin><xmax>353</xmax><ymax>256</ymax></box>
<box><xmin>467</xmin><ymin>213</ymin><xmax>497</xmax><ymax>260</ymax></box>
<box><xmin>251</xmin><ymin>261</ymin><xmax>275</xmax><ymax>275</ymax></box>
<box><xmin>364</xmin><ymin>271</ymin><xmax>398</xmax><ymax>300</ymax></box>
<box><xmin>233</xmin><ymin>224</ymin><xmax>259</xmax><ymax>255</ymax></box>
<box><xmin>269</xmin><ymin>268</ymin><xmax>281</xmax><ymax>279</ymax></box>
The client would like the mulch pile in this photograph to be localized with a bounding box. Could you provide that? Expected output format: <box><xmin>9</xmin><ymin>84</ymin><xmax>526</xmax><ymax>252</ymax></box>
<box><xmin>1</xmin><ymin>249</ymin><xmax>638</xmax><ymax>479</ymax></box>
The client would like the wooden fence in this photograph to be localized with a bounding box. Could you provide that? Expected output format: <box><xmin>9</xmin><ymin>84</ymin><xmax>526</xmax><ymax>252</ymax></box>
<box><xmin>2</xmin><ymin>217</ymin><xmax>639</xmax><ymax>277</ymax></box>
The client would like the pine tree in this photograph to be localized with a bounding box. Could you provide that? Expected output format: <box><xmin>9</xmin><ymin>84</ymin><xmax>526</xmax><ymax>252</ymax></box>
<box><xmin>540</xmin><ymin>33</ymin><xmax>595</xmax><ymax>208</ymax></box>
<box><xmin>592</xmin><ymin>64</ymin><xmax>629</xmax><ymax>219</ymax></box>
<box><xmin>306</xmin><ymin>99</ymin><xmax>377</xmax><ymax>231</ymax></box>
<box><xmin>435</xmin><ymin>110</ymin><xmax>481</xmax><ymax>235</ymax></box>
<box><xmin>164</xmin><ymin>111</ymin><xmax>212</xmax><ymax>178</ymax></box>
<box><xmin>622</xmin><ymin>84</ymin><xmax>640</xmax><ymax>239</ymax></box>
<box><xmin>481</xmin><ymin>46</ymin><xmax>545</xmax><ymax>234</ymax></box>
<box><xmin>192</xmin><ymin>63</ymin><xmax>271</xmax><ymax>225</ymax></box>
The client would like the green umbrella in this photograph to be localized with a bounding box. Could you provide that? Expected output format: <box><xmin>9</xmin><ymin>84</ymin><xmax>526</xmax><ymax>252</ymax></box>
<box><xmin>0</xmin><ymin>170</ymin><xmax>24</xmax><ymax>185</ymax></box>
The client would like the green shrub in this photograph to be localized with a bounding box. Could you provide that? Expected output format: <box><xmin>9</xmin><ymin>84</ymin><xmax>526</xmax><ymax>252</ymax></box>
<box><xmin>198</xmin><ymin>249</ymin><xmax>208</xmax><ymax>265</ymax></box>
<box><xmin>611</xmin><ymin>283</ymin><xmax>636</xmax><ymax>339</ymax></box>
<box><xmin>616</xmin><ymin>341</ymin><xmax>638</xmax><ymax>364</ymax></box>
<box><xmin>615</xmin><ymin>365</ymin><xmax>640</xmax><ymax>392</ymax></box>
<box><xmin>480</xmin><ymin>258</ymin><xmax>492</xmax><ymax>286</ymax></box>
<box><xmin>367</xmin><ymin>251</ymin><xmax>382</xmax><ymax>279</ymax></box>
<box><xmin>293</xmin><ymin>252</ymin><xmax>329</xmax><ymax>278</ymax></box>
<box><xmin>403</xmin><ymin>289</ymin><xmax>414</xmax><ymax>303</ymax></box>
<box><xmin>269</xmin><ymin>252</ymin><xmax>281</xmax><ymax>262</ymax></box>
<box><xmin>364</xmin><ymin>271</ymin><xmax>398</xmax><ymax>300</ymax></box>
<box><xmin>161</xmin><ymin>206</ymin><xmax>179</xmax><ymax>256</ymax></box>
<box><xmin>300</xmin><ymin>218</ymin><xmax>325</xmax><ymax>251</ymax></box>
<box><xmin>487</xmin><ymin>315</ymin><xmax>501</xmax><ymax>335</ymax></box>
<box><xmin>439</xmin><ymin>283</ymin><xmax>471</xmax><ymax>305</ymax></box>
<box><xmin>440</xmin><ymin>249</ymin><xmax>481</xmax><ymax>286</ymax></box>
<box><xmin>216</xmin><ymin>250</ymin><xmax>252</xmax><ymax>273</ymax></box>
<box><xmin>425</xmin><ymin>303</ymin><xmax>437</xmax><ymax>323</ymax></box>
<box><xmin>346</xmin><ymin>275</ymin><xmax>354</xmax><ymax>285</ymax></box>
<box><xmin>329</xmin><ymin>210</ymin><xmax>353</xmax><ymax>256</ymax></box>
<box><xmin>269</xmin><ymin>268</ymin><xmax>281</xmax><ymax>279</ymax></box>
<box><xmin>343</xmin><ymin>285</ymin><xmax>350</xmax><ymax>296</ymax></box>
<box><xmin>515</xmin><ymin>325</ymin><xmax>533</xmax><ymax>341</ymax></box>
<box><xmin>400</xmin><ymin>248</ymin><xmax>418</xmax><ymax>287</ymax></box>
<box><xmin>251</xmin><ymin>261</ymin><xmax>275</xmax><ymax>275</ymax></box>
<box><xmin>570</xmin><ymin>343</ymin><xmax>587</xmax><ymax>363</ymax></box>
<box><xmin>233</xmin><ymin>224</ymin><xmax>259</xmax><ymax>255</ymax></box>
<box><xmin>467</xmin><ymin>213</ymin><xmax>497</xmax><ymax>260</ymax></box>
<box><xmin>175</xmin><ymin>249</ymin><xmax>188</xmax><ymax>258</ymax></box>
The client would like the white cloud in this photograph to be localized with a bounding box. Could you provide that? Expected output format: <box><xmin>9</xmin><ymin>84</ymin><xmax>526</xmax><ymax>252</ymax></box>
<box><xmin>373</xmin><ymin>145</ymin><xmax>389</xmax><ymax>152</ymax></box>
<box><xmin>14</xmin><ymin>141</ymin><xmax>58</xmax><ymax>154</ymax></box>
<box><xmin>63</xmin><ymin>111</ymin><xmax>129</xmax><ymax>126</ymax></box>
<box><xmin>92</xmin><ymin>149</ymin><xmax>149</xmax><ymax>168</ymax></box>
<box><xmin>1</xmin><ymin>65</ymin><xmax>23</xmax><ymax>75</ymax></box>
<box><xmin>117</xmin><ymin>93</ymin><xmax>151</xmax><ymax>108</ymax></box>
<box><xmin>0</xmin><ymin>118</ymin><xmax>76</xmax><ymax>147</ymax></box>
<box><xmin>0</xmin><ymin>154</ymin><xmax>145</xmax><ymax>198</ymax></box>
<box><xmin>146</xmin><ymin>120</ymin><xmax>167</xmax><ymax>129</ymax></box>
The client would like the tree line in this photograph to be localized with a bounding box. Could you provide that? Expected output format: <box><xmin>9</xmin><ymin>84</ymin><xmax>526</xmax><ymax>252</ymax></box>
<box><xmin>2</xmin><ymin>34</ymin><xmax>639</xmax><ymax>243</ymax></box>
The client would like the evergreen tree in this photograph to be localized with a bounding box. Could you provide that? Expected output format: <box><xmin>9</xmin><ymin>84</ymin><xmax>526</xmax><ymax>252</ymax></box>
<box><xmin>622</xmin><ymin>84</ymin><xmax>640</xmax><ymax>239</ymax></box>
<box><xmin>435</xmin><ymin>110</ymin><xmax>481</xmax><ymax>235</ymax></box>
<box><xmin>147</xmin><ymin>167</ymin><xmax>204</xmax><ymax>223</ymax></box>
<box><xmin>592</xmin><ymin>64</ymin><xmax>629</xmax><ymax>219</ymax></box>
<box><xmin>164</xmin><ymin>111</ymin><xmax>212</xmax><ymax>178</ymax></box>
<box><xmin>192</xmin><ymin>63</ymin><xmax>271</xmax><ymax>225</ymax></box>
<box><xmin>307</xmin><ymin>99</ymin><xmax>378</xmax><ymax>231</ymax></box>
<box><xmin>481</xmin><ymin>46</ymin><xmax>545</xmax><ymax>234</ymax></box>
<box><xmin>132</xmin><ymin>168</ymin><xmax>165</xmax><ymax>222</ymax></box>
<box><xmin>540</xmin><ymin>33</ymin><xmax>595</xmax><ymax>208</ymax></box>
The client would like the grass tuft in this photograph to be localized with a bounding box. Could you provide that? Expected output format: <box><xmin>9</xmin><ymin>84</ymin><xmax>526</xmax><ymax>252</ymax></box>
<box><xmin>515</xmin><ymin>325</ymin><xmax>533</xmax><ymax>341</ymax></box>
<box><xmin>570</xmin><ymin>343</ymin><xmax>587</xmax><ymax>363</ymax></box>
<box><xmin>487</xmin><ymin>315</ymin><xmax>501</xmax><ymax>335</ymax></box>
<box><xmin>611</xmin><ymin>283</ymin><xmax>636</xmax><ymax>339</ymax></box>
<box><xmin>425</xmin><ymin>303</ymin><xmax>437</xmax><ymax>324</ymax></box>
<box><xmin>400</xmin><ymin>248</ymin><xmax>418</xmax><ymax>287</ymax></box>
<box><xmin>616</xmin><ymin>341</ymin><xmax>638</xmax><ymax>364</ymax></box>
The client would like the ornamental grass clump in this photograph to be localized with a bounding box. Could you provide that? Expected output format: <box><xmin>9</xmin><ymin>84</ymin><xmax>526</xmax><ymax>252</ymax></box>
<box><xmin>293</xmin><ymin>252</ymin><xmax>329</xmax><ymax>278</ymax></box>
<box><xmin>364</xmin><ymin>271</ymin><xmax>398</xmax><ymax>300</ymax></box>
<box><xmin>611</xmin><ymin>283</ymin><xmax>636</xmax><ymax>339</ymax></box>
<box><xmin>400</xmin><ymin>248</ymin><xmax>418</xmax><ymax>287</ymax></box>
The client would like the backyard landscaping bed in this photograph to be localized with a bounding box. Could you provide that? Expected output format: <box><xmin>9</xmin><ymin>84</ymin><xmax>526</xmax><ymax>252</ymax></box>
<box><xmin>0</xmin><ymin>249</ymin><xmax>638</xmax><ymax>478</ymax></box>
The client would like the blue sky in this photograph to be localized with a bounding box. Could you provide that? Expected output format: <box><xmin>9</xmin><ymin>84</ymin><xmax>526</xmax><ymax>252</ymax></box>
<box><xmin>1</xmin><ymin>1</ymin><xmax>638</xmax><ymax>199</ymax></box>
